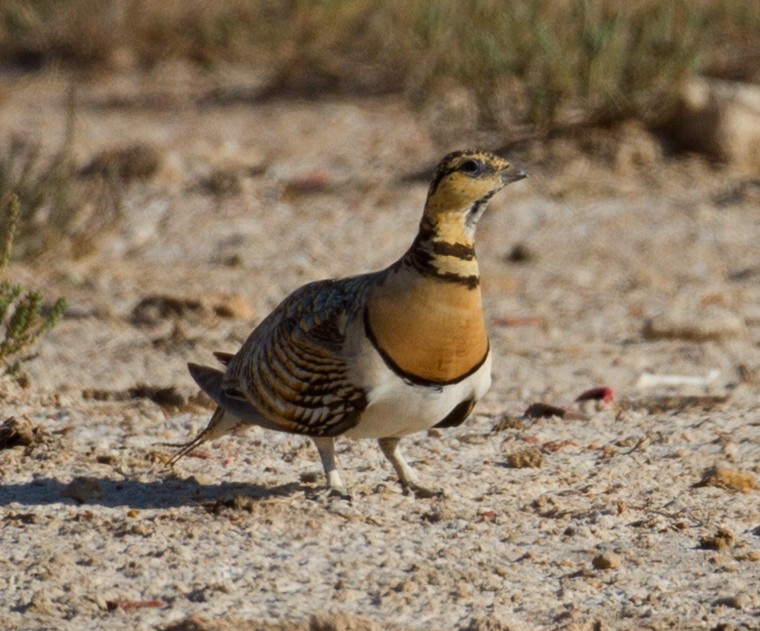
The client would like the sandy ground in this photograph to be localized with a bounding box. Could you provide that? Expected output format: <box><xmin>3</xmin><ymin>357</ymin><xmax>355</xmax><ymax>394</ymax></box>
<box><xmin>0</xmin><ymin>67</ymin><xmax>759</xmax><ymax>631</ymax></box>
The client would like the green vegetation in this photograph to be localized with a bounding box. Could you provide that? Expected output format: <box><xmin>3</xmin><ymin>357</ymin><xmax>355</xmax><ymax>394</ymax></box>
<box><xmin>1</xmin><ymin>0</ymin><xmax>758</xmax><ymax>131</ymax></box>
<box><xmin>0</xmin><ymin>194</ymin><xmax>66</xmax><ymax>373</ymax></box>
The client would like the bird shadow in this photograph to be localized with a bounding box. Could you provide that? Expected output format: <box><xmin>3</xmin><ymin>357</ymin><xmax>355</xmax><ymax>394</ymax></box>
<box><xmin>0</xmin><ymin>474</ymin><xmax>308</xmax><ymax>509</ymax></box>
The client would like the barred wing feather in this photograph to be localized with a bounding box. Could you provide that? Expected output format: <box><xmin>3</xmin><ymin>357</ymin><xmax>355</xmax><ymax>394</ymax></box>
<box><xmin>224</xmin><ymin>277</ymin><xmax>374</xmax><ymax>437</ymax></box>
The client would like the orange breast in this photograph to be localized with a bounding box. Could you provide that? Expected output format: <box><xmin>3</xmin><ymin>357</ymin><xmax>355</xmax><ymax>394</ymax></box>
<box><xmin>367</xmin><ymin>272</ymin><xmax>488</xmax><ymax>383</ymax></box>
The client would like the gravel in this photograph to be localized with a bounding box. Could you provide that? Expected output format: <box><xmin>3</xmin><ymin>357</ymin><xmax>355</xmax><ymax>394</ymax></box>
<box><xmin>1</xmin><ymin>66</ymin><xmax>758</xmax><ymax>631</ymax></box>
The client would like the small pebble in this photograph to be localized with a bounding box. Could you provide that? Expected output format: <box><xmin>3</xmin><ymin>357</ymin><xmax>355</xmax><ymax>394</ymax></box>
<box><xmin>699</xmin><ymin>528</ymin><xmax>735</xmax><ymax>551</ymax></box>
<box><xmin>714</xmin><ymin>593</ymin><xmax>750</xmax><ymax>610</ymax></box>
<box><xmin>710</xmin><ymin>555</ymin><xmax>732</xmax><ymax>566</ymax></box>
<box><xmin>696</xmin><ymin>465</ymin><xmax>755</xmax><ymax>493</ymax></box>
<box><xmin>740</xmin><ymin>550</ymin><xmax>760</xmax><ymax>562</ymax></box>
<box><xmin>523</xmin><ymin>402</ymin><xmax>565</xmax><ymax>419</ymax></box>
<box><xmin>592</xmin><ymin>551</ymin><xmax>622</xmax><ymax>570</ymax></box>
<box><xmin>0</xmin><ymin>416</ymin><xmax>41</xmax><ymax>449</ymax></box>
<box><xmin>491</xmin><ymin>416</ymin><xmax>525</xmax><ymax>431</ymax></box>
<box><xmin>506</xmin><ymin>447</ymin><xmax>543</xmax><ymax>469</ymax></box>
<box><xmin>61</xmin><ymin>477</ymin><xmax>104</xmax><ymax>503</ymax></box>
<box><xmin>299</xmin><ymin>471</ymin><xmax>321</xmax><ymax>484</ymax></box>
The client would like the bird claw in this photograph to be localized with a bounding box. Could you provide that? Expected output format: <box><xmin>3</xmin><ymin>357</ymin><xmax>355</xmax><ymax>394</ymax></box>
<box><xmin>402</xmin><ymin>481</ymin><xmax>444</xmax><ymax>499</ymax></box>
<box><xmin>313</xmin><ymin>485</ymin><xmax>352</xmax><ymax>503</ymax></box>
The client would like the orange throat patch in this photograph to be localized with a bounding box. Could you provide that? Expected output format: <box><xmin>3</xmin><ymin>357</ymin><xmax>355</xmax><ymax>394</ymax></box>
<box><xmin>366</xmin><ymin>270</ymin><xmax>489</xmax><ymax>384</ymax></box>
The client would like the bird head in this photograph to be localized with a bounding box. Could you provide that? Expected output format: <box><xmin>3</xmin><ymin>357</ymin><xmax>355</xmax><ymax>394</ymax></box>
<box><xmin>422</xmin><ymin>150</ymin><xmax>527</xmax><ymax>241</ymax></box>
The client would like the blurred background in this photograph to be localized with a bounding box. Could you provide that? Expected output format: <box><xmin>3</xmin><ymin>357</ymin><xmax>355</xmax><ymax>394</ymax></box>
<box><xmin>0</xmin><ymin>0</ymin><xmax>758</xmax><ymax>389</ymax></box>
<box><xmin>1</xmin><ymin>0</ymin><xmax>758</xmax><ymax>127</ymax></box>
<box><xmin>1</xmin><ymin>5</ymin><xmax>759</xmax><ymax>629</ymax></box>
<box><xmin>0</xmin><ymin>0</ymin><xmax>758</xmax><ymax>260</ymax></box>
<box><xmin>1</xmin><ymin>0</ymin><xmax>759</xmax><ymax>252</ymax></box>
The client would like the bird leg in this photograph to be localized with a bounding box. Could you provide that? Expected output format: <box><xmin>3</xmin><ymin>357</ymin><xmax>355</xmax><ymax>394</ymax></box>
<box><xmin>378</xmin><ymin>437</ymin><xmax>442</xmax><ymax>498</ymax></box>
<box><xmin>311</xmin><ymin>436</ymin><xmax>350</xmax><ymax>500</ymax></box>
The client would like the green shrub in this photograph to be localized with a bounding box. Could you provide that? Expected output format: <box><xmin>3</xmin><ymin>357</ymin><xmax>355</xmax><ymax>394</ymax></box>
<box><xmin>0</xmin><ymin>193</ymin><xmax>66</xmax><ymax>373</ymax></box>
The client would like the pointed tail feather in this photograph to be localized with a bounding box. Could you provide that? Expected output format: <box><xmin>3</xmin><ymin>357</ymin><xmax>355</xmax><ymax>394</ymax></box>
<box><xmin>188</xmin><ymin>362</ymin><xmax>225</xmax><ymax>407</ymax></box>
<box><xmin>213</xmin><ymin>351</ymin><xmax>235</xmax><ymax>367</ymax></box>
<box><xmin>187</xmin><ymin>359</ymin><xmax>283</xmax><ymax>432</ymax></box>
<box><xmin>164</xmin><ymin>432</ymin><xmax>208</xmax><ymax>466</ymax></box>
<box><xmin>161</xmin><ymin>406</ymin><xmax>228</xmax><ymax>466</ymax></box>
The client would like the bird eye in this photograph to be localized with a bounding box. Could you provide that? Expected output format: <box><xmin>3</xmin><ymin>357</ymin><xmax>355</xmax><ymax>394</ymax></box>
<box><xmin>459</xmin><ymin>159</ymin><xmax>484</xmax><ymax>176</ymax></box>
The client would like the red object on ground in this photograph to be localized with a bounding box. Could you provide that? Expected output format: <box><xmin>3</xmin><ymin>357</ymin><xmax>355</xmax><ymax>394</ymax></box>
<box><xmin>575</xmin><ymin>386</ymin><xmax>615</xmax><ymax>403</ymax></box>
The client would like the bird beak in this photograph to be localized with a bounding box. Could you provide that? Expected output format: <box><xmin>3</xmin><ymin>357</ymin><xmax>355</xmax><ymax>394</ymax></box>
<box><xmin>501</xmin><ymin>164</ymin><xmax>528</xmax><ymax>184</ymax></box>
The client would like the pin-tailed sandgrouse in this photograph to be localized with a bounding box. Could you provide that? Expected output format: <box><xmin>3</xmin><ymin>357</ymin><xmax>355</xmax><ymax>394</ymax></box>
<box><xmin>168</xmin><ymin>150</ymin><xmax>527</xmax><ymax>498</ymax></box>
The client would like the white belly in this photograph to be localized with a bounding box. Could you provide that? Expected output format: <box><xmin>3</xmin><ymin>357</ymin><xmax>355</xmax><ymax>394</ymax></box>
<box><xmin>343</xmin><ymin>351</ymin><xmax>492</xmax><ymax>439</ymax></box>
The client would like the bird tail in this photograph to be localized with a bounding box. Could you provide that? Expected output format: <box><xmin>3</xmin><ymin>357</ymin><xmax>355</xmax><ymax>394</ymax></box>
<box><xmin>213</xmin><ymin>351</ymin><xmax>235</xmax><ymax>367</ymax></box>
<box><xmin>163</xmin><ymin>406</ymin><xmax>228</xmax><ymax>466</ymax></box>
<box><xmin>187</xmin><ymin>362</ymin><xmax>226</xmax><ymax>407</ymax></box>
<box><xmin>184</xmin><ymin>356</ymin><xmax>285</xmax><ymax>436</ymax></box>
<box><xmin>158</xmin><ymin>363</ymin><xmax>234</xmax><ymax>466</ymax></box>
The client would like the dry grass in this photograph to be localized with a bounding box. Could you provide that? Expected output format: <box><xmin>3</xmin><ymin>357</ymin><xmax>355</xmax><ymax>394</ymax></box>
<box><xmin>1</xmin><ymin>2</ymin><xmax>757</xmax><ymax>261</ymax></box>
<box><xmin>0</xmin><ymin>79</ymin><xmax>132</xmax><ymax>262</ymax></box>
<box><xmin>1</xmin><ymin>0</ymin><xmax>758</xmax><ymax>131</ymax></box>
<box><xmin>0</xmin><ymin>134</ymin><xmax>129</xmax><ymax>260</ymax></box>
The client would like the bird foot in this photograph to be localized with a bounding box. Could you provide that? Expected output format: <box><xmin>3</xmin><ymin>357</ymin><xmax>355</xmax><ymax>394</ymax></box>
<box><xmin>313</xmin><ymin>484</ymin><xmax>352</xmax><ymax>503</ymax></box>
<box><xmin>402</xmin><ymin>481</ymin><xmax>444</xmax><ymax>499</ymax></box>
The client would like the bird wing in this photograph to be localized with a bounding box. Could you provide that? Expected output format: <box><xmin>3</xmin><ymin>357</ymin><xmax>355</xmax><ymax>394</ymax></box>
<box><xmin>224</xmin><ymin>276</ymin><xmax>374</xmax><ymax>437</ymax></box>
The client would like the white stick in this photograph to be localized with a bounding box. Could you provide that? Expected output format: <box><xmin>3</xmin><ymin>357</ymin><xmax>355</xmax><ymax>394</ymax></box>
<box><xmin>636</xmin><ymin>369</ymin><xmax>720</xmax><ymax>389</ymax></box>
